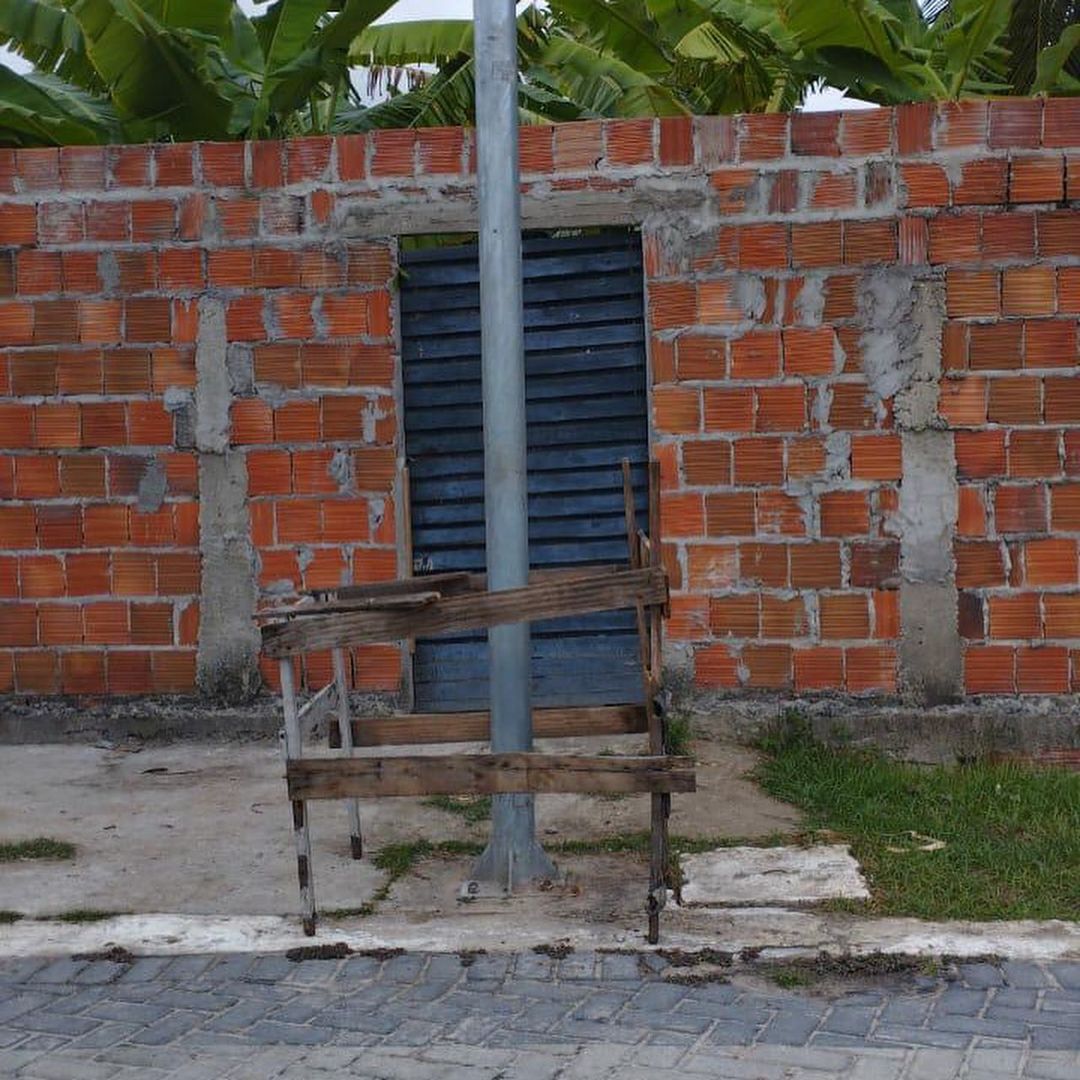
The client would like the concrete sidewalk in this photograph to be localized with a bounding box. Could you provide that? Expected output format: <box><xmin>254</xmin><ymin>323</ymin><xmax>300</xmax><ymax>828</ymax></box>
<box><xmin>1</xmin><ymin>950</ymin><xmax>1078</xmax><ymax>1078</ymax></box>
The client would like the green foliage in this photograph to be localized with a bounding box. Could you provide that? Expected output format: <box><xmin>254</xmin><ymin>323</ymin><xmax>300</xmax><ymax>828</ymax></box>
<box><xmin>1</xmin><ymin>1</ymin><xmax>1078</xmax><ymax>146</ymax></box>
<box><xmin>0</xmin><ymin>837</ymin><xmax>76</xmax><ymax>861</ymax></box>
<box><xmin>755</xmin><ymin>723</ymin><xmax>1080</xmax><ymax>921</ymax></box>
<box><xmin>422</xmin><ymin>794</ymin><xmax>493</xmax><ymax>825</ymax></box>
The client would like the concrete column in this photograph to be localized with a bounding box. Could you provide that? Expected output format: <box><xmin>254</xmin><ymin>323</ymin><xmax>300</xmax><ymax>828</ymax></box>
<box><xmin>194</xmin><ymin>297</ymin><xmax>261</xmax><ymax>703</ymax></box>
<box><xmin>892</xmin><ymin>280</ymin><xmax>963</xmax><ymax>704</ymax></box>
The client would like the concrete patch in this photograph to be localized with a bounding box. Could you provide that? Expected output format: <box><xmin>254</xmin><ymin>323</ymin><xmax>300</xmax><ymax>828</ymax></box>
<box><xmin>680</xmin><ymin>845</ymin><xmax>870</xmax><ymax>907</ymax></box>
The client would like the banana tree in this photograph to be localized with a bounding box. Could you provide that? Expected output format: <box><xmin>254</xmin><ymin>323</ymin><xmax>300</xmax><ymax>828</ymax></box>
<box><xmin>0</xmin><ymin>0</ymin><xmax>398</xmax><ymax>146</ymax></box>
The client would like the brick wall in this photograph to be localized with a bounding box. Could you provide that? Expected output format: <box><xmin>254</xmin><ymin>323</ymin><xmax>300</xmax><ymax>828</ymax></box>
<box><xmin>1</xmin><ymin>98</ymin><xmax>1079</xmax><ymax>701</ymax></box>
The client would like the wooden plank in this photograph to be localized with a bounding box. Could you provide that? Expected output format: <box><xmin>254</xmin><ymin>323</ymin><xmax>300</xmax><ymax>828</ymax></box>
<box><xmin>332</xmin><ymin>648</ymin><xmax>363</xmax><ymax>861</ymax></box>
<box><xmin>325</xmin><ymin>572</ymin><xmax>475</xmax><ymax>602</ymax></box>
<box><xmin>330</xmin><ymin>704</ymin><xmax>649</xmax><ymax>748</ymax></box>
<box><xmin>287</xmin><ymin>753</ymin><xmax>696</xmax><ymax>801</ymax></box>
<box><xmin>296</xmin><ymin>680</ymin><xmax>335</xmax><ymax>724</ymax></box>
<box><xmin>262</xmin><ymin>567</ymin><xmax>668</xmax><ymax>657</ymax></box>
<box><xmin>279</xmin><ymin>660</ymin><xmax>316</xmax><ymax>937</ymax></box>
<box><xmin>257</xmin><ymin>592</ymin><xmax>441</xmax><ymax>621</ymax></box>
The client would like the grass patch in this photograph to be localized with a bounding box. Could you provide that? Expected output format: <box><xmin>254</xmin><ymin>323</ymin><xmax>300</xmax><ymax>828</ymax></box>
<box><xmin>0</xmin><ymin>838</ymin><xmax>75</xmax><ymax>862</ymax></box>
<box><xmin>47</xmin><ymin>910</ymin><xmax>121</xmax><ymax>924</ymax></box>
<box><xmin>0</xmin><ymin>910</ymin><xmax>24</xmax><ymax>924</ymax></box>
<box><xmin>755</xmin><ymin>715</ymin><xmax>1080</xmax><ymax>921</ymax></box>
<box><xmin>423</xmin><ymin>795</ymin><xmax>492</xmax><ymax>824</ymax></box>
<box><xmin>664</xmin><ymin>711</ymin><xmax>695</xmax><ymax>757</ymax></box>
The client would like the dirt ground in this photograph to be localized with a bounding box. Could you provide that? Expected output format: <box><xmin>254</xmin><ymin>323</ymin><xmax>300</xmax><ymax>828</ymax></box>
<box><xmin>0</xmin><ymin>733</ymin><xmax>799</xmax><ymax>920</ymax></box>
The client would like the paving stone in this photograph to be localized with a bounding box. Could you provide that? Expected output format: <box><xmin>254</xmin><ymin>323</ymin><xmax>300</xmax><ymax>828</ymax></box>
<box><xmin>86</xmin><ymin>1000</ymin><xmax>172</xmax><ymax>1024</ymax></box>
<box><xmin>284</xmin><ymin>959</ymin><xmax>343</xmax><ymax>986</ymax></box>
<box><xmin>967</xmin><ymin>1046</ymin><xmax>1026</xmax><ymax>1075</ymax></box>
<box><xmin>555</xmin><ymin>954</ymin><xmax>599</xmax><ymax>981</ymax></box>
<box><xmin>512</xmin><ymin>953</ymin><xmax>555</xmax><ymax>981</ymax></box>
<box><xmin>244</xmin><ymin>1020</ymin><xmax>339</xmax><ymax>1045</ymax></box>
<box><xmin>821</xmin><ymin>1005</ymin><xmax>876</xmax><ymax>1036</ymax></box>
<box><xmin>128</xmin><ymin>1011</ymin><xmax>206</xmax><ymax>1046</ymax></box>
<box><xmin>573</xmin><ymin>990</ymin><xmax>633</xmax><ymax>1021</ymax></box>
<box><xmin>994</xmin><ymin>987</ymin><xmax>1039</xmax><ymax>1009</ymax></box>
<box><xmin>66</xmin><ymin>1021</ymin><xmax>140</xmax><ymax>1050</ymax></box>
<box><xmin>905</xmin><ymin>1048</ymin><xmax>965</xmax><ymax>1080</ymax></box>
<box><xmin>936</xmin><ymin>987</ymin><xmax>987</xmax><ymax>1015</ymax></box>
<box><xmin>32</xmin><ymin>960</ymin><xmax>88</xmax><ymax>985</ymax></box>
<box><xmin>203</xmin><ymin>998</ymin><xmax>280</xmax><ymax>1032</ymax></box>
<box><xmin>706</xmin><ymin>1020</ymin><xmax>759</xmax><ymax>1046</ymax></box>
<box><xmin>158</xmin><ymin>956</ymin><xmax>217</xmax><ymax>983</ymax></box>
<box><xmin>423</xmin><ymin>954</ymin><xmax>465</xmax><ymax>982</ymax></box>
<box><xmin>932</xmin><ymin>1014</ymin><xmax>1029</xmax><ymax>1040</ymax></box>
<box><xmin>119</xmin><ymin>957</ymin><xmax>174</xmax><ymax>983</ymax></box>
<box><xmin>1050</xmin><ymin>965</ymin><xmax>1080</xmax><ymax>991</ymax></box>
<box><xmin>18</xmin><ymin>1056</ymin><xmax>120</xmax><ymax>1080</ymax></box>
<box><xmin>1002</xmin><ymin>962</ymin><xmax>1054</xmax><ymax>989</ymax></box>
<box><xmin>243</xmin><ymin>957</ymin><xmax>296</xmax><ymax>984</ymax></box>
<box><xmin>1030</xmin><ymin>1025</ymin><xmax>1080</xmax><ymax>1050</ymax></box>
<box><xmin>152</xmin><ymin>988</ymin><xmax>239</xmax><ymax>1012</ymax></box>
<box><xmin>630</xmin><ymin>982</ymin><xmax>687</xmax><ymax>1011</ymax></box>
<box><xmin>379</xmin><ymin>954</ymin><xmax>426</xmax><ymax>984</ymax></box>
<box><xmin>0</xmin><ymin>959</ymin><xmax>50</xmax><ymax>983</ymax></box>
<box><xmin>879</xmin><ymin>996</ymin><xmax>933</xmax><ymax>1026</ymax></box>
<box><xmin>550</xmin><ymin>1017</ymin><xmax>645</xmax><ymax>1044</ymax></box>
<box><xmin>960</xmin><ymin>963</ymin><xmax>1005</xmax><ymax>988</ymax></box>
<box><xmin>0</xmin><ymin>993</ymin><xmax>51</xmax><ymax>1024</ymax></box>
<box><xmin>71</xmin><ymin>962</ymin><xmax>127</xmax><ymax>986</ymax></box>
<box><xmin>758</xmin><ymin>1009</ymin><xmax>823</xmax><ymax>1045</ymax></box>
<box><xmin>619</xmin><ymin>1007</ymin><xmax>712</xmax><ymax>1035</ymax></box>
<box><xmin>10</xmin><ymin>1012</ymin><xmax>99</xmax><ymax>1037</ymax></box>
<box><xmin>1025</xmin><ymin>1051</ymin><xmax>1080</xmax><ymax>1078</ymax></box>
<box><xmin>336</xmin><ymin>956</ymin><xmax>381</xmax><ymax>983</ymax></box>
<box><xmin>379</xmin><ymin>1019</ymin><xmax>446</xmax><ymax>1046</ymax></box>
<box><xmin>463</xmin><ymin>956</ymin><xmax>511</xmax><ymax>982</ymax></box>
<box><xmin>873</xmin><ymin>1023</ymin><xmax>970</xmax><ymax>1049</ymax></box>
<box><xmin>600</xmin><ymin>954</ymin><xmax>645</xmax><ymax>981</ymax></box>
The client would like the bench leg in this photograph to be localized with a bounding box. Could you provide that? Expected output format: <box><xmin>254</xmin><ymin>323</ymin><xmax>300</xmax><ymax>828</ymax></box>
<box><xmin>332</xmin><ymin>647</ymin><xmax>364</xmax><ymax>860</ymax></box>
<box><xmin>280</xmin><ymin>659</ymin><xmax>316</xmax><ymax>936</ymax></box>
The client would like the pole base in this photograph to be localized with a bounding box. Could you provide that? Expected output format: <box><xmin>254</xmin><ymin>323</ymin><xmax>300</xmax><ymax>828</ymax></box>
<box><xmin>468</xmin><ymin>794</ymin><xmax>557</xmax><ymax>891</ymax></box>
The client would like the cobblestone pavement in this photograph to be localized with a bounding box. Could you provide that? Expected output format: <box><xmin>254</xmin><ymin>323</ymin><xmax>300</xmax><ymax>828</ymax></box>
<box><xmin>0</xmin><ymin>951</ymin><xmax>1078</xmax><ymax>1078</ymax></box>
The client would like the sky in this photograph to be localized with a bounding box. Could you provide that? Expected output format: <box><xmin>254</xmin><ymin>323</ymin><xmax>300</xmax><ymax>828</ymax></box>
<box><xmin>0</xmin><ymin>0</ymin><xmax>872</xmax><ymax>113</ymax></box>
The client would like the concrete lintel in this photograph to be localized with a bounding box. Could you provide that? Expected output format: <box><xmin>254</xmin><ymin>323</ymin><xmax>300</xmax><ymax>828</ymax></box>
<box><xmin>340</xmin><ymin>179</ymin><xmax>711</xmax><ymax>238</ymax></box>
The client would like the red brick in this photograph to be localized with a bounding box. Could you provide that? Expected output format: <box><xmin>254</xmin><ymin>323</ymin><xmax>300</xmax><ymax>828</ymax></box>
<box><xmin>152</xmin><ymin>650</ymin><xmax>196</xmax><ymax>692</ymax></box>
<box><xmin>1003</xmin><ymin>266</ymin><xmax>1056</xmax><ymax>316</ymax></box>
<box><xmin>991</xmin><ymin>480</ymin><xmax>1044</xmax><ymax>536</ymax></box>
<box><xmin>738</xmin><ymin>542</ymin><xmax>788</xmax><ymax>588</ymax></box>
<box><xmin>929</xmin><ymin>215</ymin><xmax>981</xmax><ymax>265</ymax></box>
<box><xmin>988</xmin><ymin>593</ymin><xmax>1041</xmax><ymax>639</ymax></box>
<box><xmin>968</xmin><ymin>322</ymin><xmax>1022</xmax><ymax>370</ymax></box>
<box><xmin>791</xmin><ymin>222</ymin><xmax>842</xmax><ymax>268</ymax></box>
<box><xmin>16</xmin><ymin>250</ymin><xmax>62</xmax><ymax>295</ymax></box>
<box><xmin>851</xmin><ymin>435</ymin><xmax>901</xmax><ymax>480</ymax></box>
<box><xmin>658</xmin><ymin>117</ymin><xmax>693</xmax><ymax>166</ymax></box>
<box><xmin>230</xmin><ymin>399</ymin><xmax>274</xmax><ymax>445</ymax></box>
<box><xmin>755</xmin><ymin>384</ymin><xmax>805</xmax><ymax>432</ymax></box>
<box><xmin>844</xmin><ymin>645</ymin><xmax>895</xmax><ymax>692</ymax></box>
<box><xmin>1052</xmin><ymin>484</ymin><xmax>1080</xmax><ymax>530</ymax></box>
<box><xmin>955</xmin><ymin>430</ymin><xmax>1005</xmax><ymax>479</ymax></box>
<box><xmin>988</xmin><ymin>376</ymin><xmax>1041</xmax><ymax>424</ymax></box>
<box><xmin>783</xmin><ymin>327</ymin><xmax>835</xmax><ymax>378</ymax></box>
<box><xmin>701</xmin><ymin>492</ymin><xmax>754</xmax><ymax>537</ymax></box>
<box><xmin>681</xmin><ymin>441</ymin><xmax>731</xmax><ymax>486</ymax></box>
<box><xmin>850</xmin><ymin>542</ymin><xmax>900</xmax><ymax>588</ymax></box>
<box><xmin>693</xmin><ymin>387</ymin><xmax>756</xmax><ymax>439</ymax></box>
<box><xmin>828</xmin><ymin>382</ymin><xmax>877</xmax><ymax>430</ymax></box>
<box><xmin>709</xmin><ymin>593</ymin><xmax>758</xmax><ymax>637</ymax></box>
<box><xmin>1044</xmin><ymin>593</ymin><xmax>1080</xmax><ymax>636</ymax></box>
<box><xmin>675</xmin><ymin>335</ymin><xmax>725</xmax><ymax>380</ymax></box>
<box><xmin>78</xmin><ymin>300</ymin><xmax>122</xmax><ymax>345</ymax></box>
<box><xmin>820</xmin><ymin>593</ymin><xmax>870</xmax><ymax>640</ymax></box>
<box><xmin>820</xmin><ymin>491</ymin><xmax>869</xmax><ymax>537</ymax></box>
<box><xmin>38</xmin><ymin>603</ymin><xmax>81</xmax><ymax>646</ymax></box>
<box><xmin>1024</xmin><ymin>538</ymin><xmax>1077</xmax><ymax>585</ymax></box>
<box><xmin>738</xmin><ymin>114</ymin><xmax>788</xmax><ymax>160</ymax></box>
<box><xmin>843</xmin><ymin>109</ymin><xmax>893</xmax><ymax>155</ymax></box>
<box><xmin>0</xmin><ymin>204</ymin><xmax>36</xmax><ymax>246</ymax></box>
<box><xmin>743</xmin><ymin>643</ymin><xmax>792</xmax><ymax>688</ymax></box>
<box><xmin>791</xmin><ymin>111</ymin><xmax>840</xmax><ymax>156</ymax></box>
<box><xmin>693</xmin><ymin>643</ymin><xmax>740</xmax><ymax>688</ymax></box>
<box><xmin>732</xmin><ymin>437</ymin><xmax>783</xmax><ymax>485</ymax></box>
<box><xmin>789</xmin><ymin>542</ymin><xmax>840</xmax><ymax>588</ymax></box>
<box><xmin>19</xmin><ymin>555</ymin><xmax>63</xmax><ymax>598</ymax></box>
<box><xmin>898</xmin><ymin>217</ymin><xmax>929</xmax><ymax>266</ymax></box>
<box><xmin>1009</xmin><ymin>430</ymin><xmax>1060</xmax><ymax>478</ymax></box>
<box><xmin>14</xmin><ymin>651</ymin><xmax>58</xmax><ymax>693</ymax></box>
<box><xmin>938</xmin><ymin>377</ymin><xmax>987</xmax><ymax>427</ymax></box>
<box><xmin>84</xmin><ymin>601</ymin><xmax>129</xmax><ymax>644</ymax></box>
<box><xmin>954</xmin><ymin>158</ymin><xmax>1008</xmax><ymax>206</ymax></box>
<box><xmin>756</xmin><ymin>492</ymin><xmax>805</xmax><ymax>537</ymax></box>
<box><xmin>897</xmin><ymin>102</ymin><xmax>933</xmax><ymax>154</ymax></box>
<box><xmin>128</xmin><ymin>401</ymin><xmax>172</xmax><ymax>446</ymax></box>
<box><xmin>794</xmin><ymin>647</ymin><xmax>844</xmax><ymax>691</ymax></box>
<box><xmin>958</xmin><ymin>591</ymin><xmax>985</xmax><ymax>640</ymax></box>
<box><xmin>900</xmin><ymin>163</ymin><xmax>949</xmax><ymax>208</ymax></box>
<box><xmin>937</xmin><ymin>100</ymin><xmax>988</xmax><ymax>149</ymax></box>
<box><xmin>370</xmin><ymin>129</ymin><xmax>415</xmax><ymax>176</ymax></box>
<box><xmin>844</xmin><ymin>219</ymin><xmax>896</xmax><ymax>265</ymax></box>
<box><xmin>963</xmin><ymin>488</ymin><xmax>989</xmax><ymax>537</ymax></box>
<box><xmin>1010</xmin><ymin>156</ymin><xmax>1064</xmax><ymax>203</ymax></box>
<box><xmin>604</xmin><ymin>118</ymin><xmax>654</xmax><ymax>166</ymax></box>
<box><xmin>1016</xmin><ymin>645</ymin><xmax>1069</xmax><ymax>693</ymax></box>
<box><xmin>59</xmin><ymin>145</ymin><xmax>105</xmax><ymax>189</ymax></box>
<box><xmin>14</xmin><ymin>457</ymin><xmax>59</xmax><ymax>499</ymax></box>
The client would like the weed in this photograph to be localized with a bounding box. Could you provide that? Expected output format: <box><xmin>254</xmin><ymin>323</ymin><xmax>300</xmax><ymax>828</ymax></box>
<box><xmin>0</xmin><ymin>838</ymin><xmax>75</xmax><ymax>862</ymax></box>
<box><xmin>770</xmin><ymin>967</ymin><xmax>816</xmax><ymax>989</ymax></box>
<box><xmin>285</xmin><ymin>943</ymin><xmax>351</xmax><ymax>962</ymax></box>
<box><xmin>533</xmin><ymin>942</ymin><xmax>573</xmax><ymax>959</ymax></box>
<box><xmin>664</xmin><ymin>712</ymin><xmax>695</xmax><ymax>757</ymax></box>
<box><xmin>48</xmin><ymin>910</ymin><xmax>120</xmax><ymax>924</ymax></box>
<box><xmin>0</xmin><ymin>911</ymin><xmax>24</xmax><ymax>925</ymax></box>
<box><xmin>423</xmin><ymin>795</ymin><xmax>492</xmax><ymax>824</ymax></box>
<box><xmin>322</xmin><ymin>905</ymin><xmax>375</xmax><ymax>920</ymax></box>
<box><xmin>72</xmin><ymin>946</ymin><xmax>135</xmax><ymax>964</ymax></box>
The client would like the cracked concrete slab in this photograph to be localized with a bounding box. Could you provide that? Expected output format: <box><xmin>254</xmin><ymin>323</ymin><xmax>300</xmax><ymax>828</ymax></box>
<box><xmin>679</xmin><ymin>845</ymin><xmax>871</xmax><ymax>907</ymax></box>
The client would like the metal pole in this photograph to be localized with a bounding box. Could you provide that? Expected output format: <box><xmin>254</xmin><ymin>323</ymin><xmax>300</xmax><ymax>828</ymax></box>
<box><xmin>469</xmin><ymin>0</ymin><xmax>555</xmax><ymax>887</ymax></box>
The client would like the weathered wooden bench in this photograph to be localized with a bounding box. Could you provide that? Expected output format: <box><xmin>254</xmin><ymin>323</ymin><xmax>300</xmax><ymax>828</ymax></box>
<box><xmin>258</xmin><ymin>461</ymin><xmax>692</xmax><ymax>942</ymax></box>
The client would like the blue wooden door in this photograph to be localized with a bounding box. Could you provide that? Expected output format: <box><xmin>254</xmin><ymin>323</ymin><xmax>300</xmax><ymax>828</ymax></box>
<box><xmin>401</xmin><ymin>231</ymin><xmax>649</xmax><ymax>712</ymax></box>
